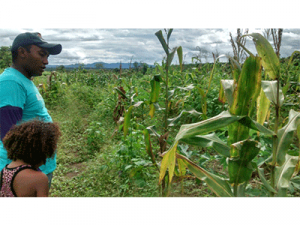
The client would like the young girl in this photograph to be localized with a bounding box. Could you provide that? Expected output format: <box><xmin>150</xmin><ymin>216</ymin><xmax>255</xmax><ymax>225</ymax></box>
<box><xmin>0</xmin><ymin>120</ymin><xmax>61</xmax><ymax>197</ymax></box>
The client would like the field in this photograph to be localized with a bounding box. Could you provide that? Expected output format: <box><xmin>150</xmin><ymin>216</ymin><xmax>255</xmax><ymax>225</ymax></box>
<box><xmin>31</xmin><ymin>47</ymin><xmax>299</xmax><ymax>197</ymax></box>
<box><xmin>33</xmin><ymin>64</ymin><xmax>224</xmax><ymax>197</ymax></box>
<box><xmin>1</xmin><ymin>31</ymin><xmax>300</xmax><ymax>197</ymax></box>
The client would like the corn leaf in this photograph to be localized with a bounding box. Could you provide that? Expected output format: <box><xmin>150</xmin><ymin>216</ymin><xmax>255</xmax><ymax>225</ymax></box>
<box><xmin>145</xmin><ymin>125</ymin><xmax>161</xmax><ymax>138</ymax></box>
<box><xmin>150</xmin><ymin>75</ymin><xmax>161</xmax><ymax>103</ymax></box>
<box><xmin>218</xmin><ymin>81</ymin><xmax>226</xmax><ymax>104</ymax></box>
<box><xmin>167</xmin><ymin>109</ymin><xmax>202</xmax><ymax>126</ymax></box>
<box><xmin>159</xmin><ymin>142</ymin><xmax>177</xmax><ymax>184</ymax></box>
<box><xmin>167</xmin><ymin>47</ymin><xmax>177</xmax><ymax>67</ymax></box>
<box><xmin>177</xmin><ymin>46</ymin><xmax>183</xmax><ymax>72</ymax></box>
<box><xmin>228</xmin><ymin>140</ymin><xmax>260</xmax><ymax>184</ymax></box>
<box><xmin>149</xmin><ymin>75</ymin><xmax>161</xmax><ymax>118</ymax></box>
<box><xmin>114</xmin><ymin>87</ymin><xmax>128</xmax><ymax>99</ymax></box>
<box><xmin>177</xmin><ymin>158</ymin><xmax>186</xmax><ymax>177</ymax></box>
<box><xmin>149</xmin><ymin>104</ymin><xmax>155</xmax><ymax>118</ymax></box>
<box><xmin>180</xmin><ymin>133</ymin><xmax>230</xmax><ymax>157</ymax></box>
<box><xmin>274</xmin><ymin>154</ymin><xmax>299</xmax><ymax>196</ymax></box>
<box><xmin>155</xmin><ymin>30</ymin><xmax>169</xmax><ymax>55</ymax></box>
<box><xmin>276</xmin><ymin>109</ymin><xmax>300</xmax><ymax>166</ymax></box>
<box><xmin>237</xmin><ymin>117</ymin><xmax>275</xmax><ymax>136</ymax></box>
<box><xmin>257</xmin><ymin>88</ymin><xmax>271</xmax><ymax>125</ymax></box>
<box><xmin>220</xmin><ymin>79</ymin><xmax>235</xmax><ymax>106</ymax></box>
<box><xmin>230</xmin><ymin>56</ymin><xmax>262</xmax><ymax>116</ymax></box>
<box><xmin>257</xmin><ymin>167</ymin><xmax>277</xmax><ymax>194</ymax></box>
<box><xmin>205</xmin><ymin>55</ymin><xmax>226</xmax><ymax>96</ymax></box>
<box><xmin>143</xmin><ymin>129</ymin><xmax>157</xmax><ymax>167</ymax></box>
<box><xmin>167</xmin><ymin>29</ymin><xmax>173</xmax><ymax>42</ymax></box>
<box><xmin>246</xmin><ymin>33</ymin><xmax>280</xmax><ymax>80</ymax></box>
<box><xmin>228</xmin><ymin>55</ymin><xmax>262</xmax><ymax>145</ymax></box>
<box><xmin>261</xmin><ymin>81</ymin><xmax>284</xmax><ymax>107</ymax></box>
<box><xmin>176</xmin><ymin>154</ymin><xmax>233</xmax><ymax>197</ymax></box>
<box><xmin>123</xmin><ymin>105</ymin><xmax>133</xmax><ymax>136</ymax></box>
<box><xmin>174</xmin><ymin>111</ymin><xmax>244</xmax><ymax>142</ymax></box>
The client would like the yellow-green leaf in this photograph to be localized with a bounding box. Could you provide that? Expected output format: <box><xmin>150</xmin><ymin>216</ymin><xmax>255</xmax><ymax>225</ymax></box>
<box><xmin>159</xmin><ymin>142</ymin><xmax>178</xmax><ymax>184</ymax></box>
<box><xmin>257</xmin><ymin>88</ymin><xmax>271</xmax><ymax>125</ymax></box>
<box><xmin>246</xmin><ymin>33</ymin><xmax>280</xmax><ymax>80</ymax></box>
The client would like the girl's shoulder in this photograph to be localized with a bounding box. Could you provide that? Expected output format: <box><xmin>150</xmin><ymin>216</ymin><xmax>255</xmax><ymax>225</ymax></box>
<box><xmin>16</xmin><ymin>168</ymin><xmax>48</xmax><ymax>184</ymax></box>
<box><xmin>13</xmin><ymin>168</ymin><xmax>48</xmax><ymax>197</ymax></box>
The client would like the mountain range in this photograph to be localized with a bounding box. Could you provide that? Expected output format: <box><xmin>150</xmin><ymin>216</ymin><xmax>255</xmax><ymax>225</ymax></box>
<box><xmin>47</xmin><ymin>62</ymin><xmax>154</xmax><ymax>70</ymax></box>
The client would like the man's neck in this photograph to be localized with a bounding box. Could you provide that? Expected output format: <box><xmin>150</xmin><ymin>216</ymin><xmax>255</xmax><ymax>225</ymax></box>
<box><xmin>11</xmin><ymin>64</ymin><xmax>31</xmax><ymax>80</ymax></box>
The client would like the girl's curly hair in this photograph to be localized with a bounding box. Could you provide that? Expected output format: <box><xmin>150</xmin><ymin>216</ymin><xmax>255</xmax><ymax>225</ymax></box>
<box><xmin>2</xmin><ymin>120</ymin><xmax>61</xmax><ymax>166</ymax></box>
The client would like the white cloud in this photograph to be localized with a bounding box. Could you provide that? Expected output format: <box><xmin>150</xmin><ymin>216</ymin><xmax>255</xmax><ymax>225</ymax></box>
<box><xmin>0</xmin><ymin>28</ymin><xmax>299</xmax><ymax>66</ymax></box>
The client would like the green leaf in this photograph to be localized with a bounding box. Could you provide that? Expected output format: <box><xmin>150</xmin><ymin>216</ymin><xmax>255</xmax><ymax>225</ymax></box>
<box><xmin>230</xmin><ymin>55</ymin><xmax>262</xmax><ymax>116</ymax></box>
<box><xmin>205</xmin><ymin>55</ymin><xmax>226</xmax><ymax>96</ymax></box>
<box><xmin>290</xmin><ymin>176</ymin><xmax>300</xmax><ymax>191</ymax></box>
<box><xmin>238</xmin><ymin>116</ymin><xmax>275</xmax><ymax>136</ymax></box>
<box><xmin>150</xmin><ymin>75</ymin><xmax>161</xmax><ymax>103</ymax></box>
<box><xmin>276</xmin><ymin>109</ymin><xmax>300</xmax><ymax>166</ymax></box>
<box><xmin>167</xmin><ymin>109</ymin><xmax>202</xmax><ymax>126</ymax></box>
<box><xmin>167</xmin><ymin>29</ymin><xmax>173</xmax><ymax>42</ymax></box>
<box><xmin>146</xmin><ymin>125</ymin><xmax>161</xmax><ymax>138</ymax></box>
<box><xmin>176</xmin><ymin>154</ymin><xmax>233</xmax><ymax>197</ymax></box>
<box><xmin>155</xmin><ymin>30</ymin><xmax>169</xmax><ymax>55</ymax></box>
<box><xmin>246</xmin><ymin>33</ymin><xmax>280</xmax><ymax>80</ymax></box>
<box><xmin>227</xmin><ymin>56</ymin><xmax>262</xmax><ymax>145</ymax></box>
<box><xmin>167</xmin><ymin>47</ymin><xmax>177</xmax><ymax>67</ymax></box>
<box><xmin>177</xmin><ymin>46</ymin><xmax>183</xmax><ymax>72</ymax></box>
<box><xmin>274</xmin><ymin>154</ymin><xmax>299</xmax><ymax>196</ymax></box>
<box><xmin>143</xmin><ymin>129</ymin><xmax>157</xmax><ymax>168</ymax></box>
<box><xmin>114</xmin><ymin>87</ymin><xmax>127</xmax><ymax>99</ymax></box>
<box><xmin>228</xmin><ymin>139</ymin><xmax>260</xmax><ymax>184</ymax></box>
<box><xmin>174</xmin><ymin>111</ymin><xmax>244</xmax><ymax>142</ymax></box>
<box><xmin>149</xmin><ymin>75</ymin><xmax>161</xmax><ymax>118</ymax></box>
<box><xmin>257</xmin><ymin>167</ymin><xmax>277</xmax><ymax>194</ymax></box>
<box><xmin>123</xmin><ymin>105</ymin><xmax>133</xmax><ymax>137</ymax></box>
<box><xmin>181</xmin><ymin>133</ymin><xmax>230</xmax><ymax>157</ymax></box>
<box><xmin>261</xmin><ymin>81</ymin><xmax>284</xmax><ymax>107</ymax></box>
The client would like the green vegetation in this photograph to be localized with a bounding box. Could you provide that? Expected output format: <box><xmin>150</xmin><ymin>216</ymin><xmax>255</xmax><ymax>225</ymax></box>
<box><xmin>0</xmin><ymin>29</ymin><xmax>299</xmax><ymax>197</ymax></box>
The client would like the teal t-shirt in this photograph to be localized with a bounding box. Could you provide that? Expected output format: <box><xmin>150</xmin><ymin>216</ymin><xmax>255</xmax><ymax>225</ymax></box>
<box><xmin>0</xmin><ymin>67</ymin><xmax>56</xmax><ymax>174</ymax></box>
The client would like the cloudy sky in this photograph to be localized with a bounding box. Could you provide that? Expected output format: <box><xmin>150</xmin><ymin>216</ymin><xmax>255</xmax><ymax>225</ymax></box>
<box><xmin>1</xmin><ymin>28</ymin><xmax>299</xmax><ymax>66</ymax></box>
<box><xmin>1</xmin><ymin>1</ymin><xmax>299</xmax><ymax>67</ymax></box>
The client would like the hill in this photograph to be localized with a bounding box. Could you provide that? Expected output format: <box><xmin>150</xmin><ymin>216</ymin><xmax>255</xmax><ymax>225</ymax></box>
<box><xmin>47</xmin><ymin>62</ymin><xmax>154</xmax><ymax>70</ymax></box>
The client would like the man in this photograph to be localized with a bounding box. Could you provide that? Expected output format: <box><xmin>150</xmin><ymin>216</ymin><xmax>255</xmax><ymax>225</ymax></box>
<box><xmin>0</xmin><ymin>32</ymin><xmax>62</xmax><ymax>188</ymax></box>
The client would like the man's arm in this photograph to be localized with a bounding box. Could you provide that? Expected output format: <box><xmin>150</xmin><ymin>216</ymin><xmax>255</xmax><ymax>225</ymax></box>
<box><xmin>0</xmin><ymin>106</ymin><xmax>23</xmax><ymax>141</ymax></box>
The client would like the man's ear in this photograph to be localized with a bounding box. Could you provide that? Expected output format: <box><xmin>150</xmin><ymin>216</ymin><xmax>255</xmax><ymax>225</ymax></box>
<box><xmin>18</xmin><ymin>47</ymin><xmax>28</xmax><ymax>59</ymax></box>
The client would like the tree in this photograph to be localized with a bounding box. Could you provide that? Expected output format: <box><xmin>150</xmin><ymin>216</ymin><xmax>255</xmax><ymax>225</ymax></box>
<box><xmin>142</xmin><ymin>63</ymin><xmax>148</xmax><ymax>75</ymax></box>
<box><xmin>56</xmin><ymin>65</ymin><xmax>66</xmax><ymax>72</ymax></box>
<box><xmin>0</xmin><ymin>46</ymin><xmax>12</xmax><ymax>69</ymax></box>
<box><xmin>133</xmin><ymin>61</ymin><xmax>139</xmax><ymax>71</ymax></box>
<box><xmin>95</xmin><ymin>63</ymin><xmax>104</xmax><ymax>70</ymax></box>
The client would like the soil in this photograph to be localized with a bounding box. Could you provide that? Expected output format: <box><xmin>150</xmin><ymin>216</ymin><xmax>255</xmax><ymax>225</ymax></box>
<box><xmin>65</xmin><ymin>162</ymin><xmax>86</xmax><ymax>179</ymax></box>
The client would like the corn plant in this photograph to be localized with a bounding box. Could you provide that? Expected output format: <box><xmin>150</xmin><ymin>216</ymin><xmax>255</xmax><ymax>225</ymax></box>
<box><xmin>159</xmin><ymin>33</ymin><xmax>300</xmax><ymax>197</ymax></box>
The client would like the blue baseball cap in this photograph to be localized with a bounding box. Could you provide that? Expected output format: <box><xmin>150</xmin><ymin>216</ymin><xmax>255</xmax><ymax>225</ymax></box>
<box><xmin>11</xmin><ymin>32</ymin><xmax>62</xmax><ymax>55</ymax></box>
